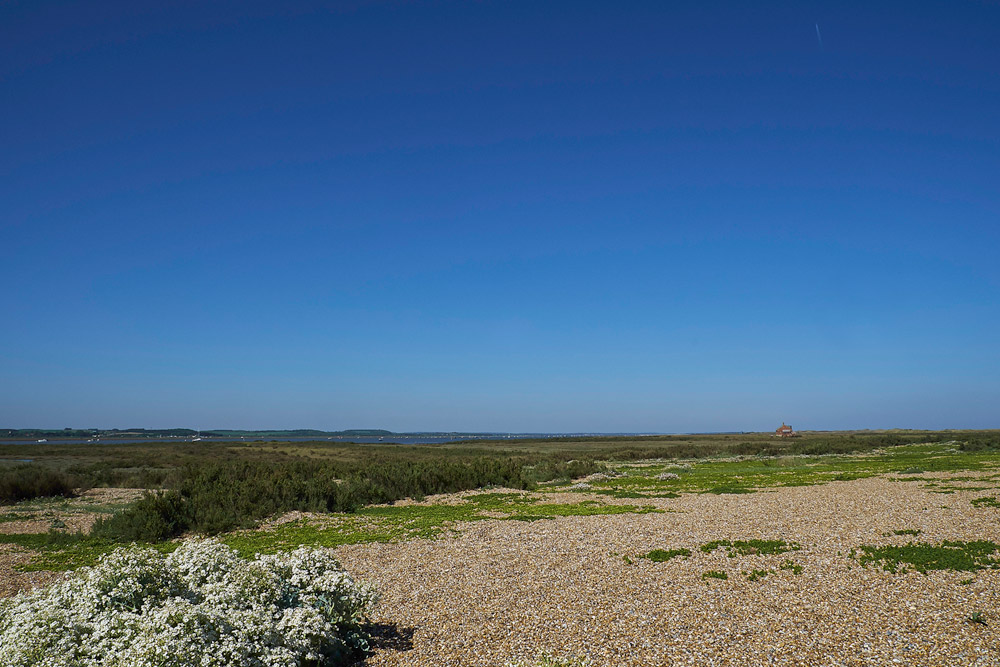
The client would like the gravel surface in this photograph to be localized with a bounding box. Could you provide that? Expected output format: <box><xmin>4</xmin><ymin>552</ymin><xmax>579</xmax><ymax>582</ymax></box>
<box><xmin>336</xmin><ymin>476</ymin><xmax>1000</xmax><ymax>666</ymax></box>
<box><xmin>0</xmin><ymin>545</ymin><xmax>59</xmax><ymax>598</ymax></box>
<box><xmin>1</xmin><ymin>477</ymin><xmax>997</xmax><ymax>665</ymax></box>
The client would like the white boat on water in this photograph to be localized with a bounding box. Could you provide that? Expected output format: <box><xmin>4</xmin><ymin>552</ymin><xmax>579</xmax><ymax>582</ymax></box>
<box><xmin>37</xmin><ymin>439</ymin><xmax>47</xmax><ymax>442</ymax></box>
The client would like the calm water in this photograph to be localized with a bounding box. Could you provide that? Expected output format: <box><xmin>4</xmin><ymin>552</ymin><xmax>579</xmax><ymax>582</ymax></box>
<box><xmin>0</xmin><ymin>434</ymin><xmax>626</xmax><ymax>446</ymax></box>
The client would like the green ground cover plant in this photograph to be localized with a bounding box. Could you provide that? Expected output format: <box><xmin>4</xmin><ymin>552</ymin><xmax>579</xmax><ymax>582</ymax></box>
<box><xmin>641</xmin><ymin>548</ymin><xmax>691</xmax><ymax>562</ymax></box>
<box><xmin>851</xmin><ymin>540</ymin><xmax>1000</xmax><ymax>574</ymax></box>
<box><xmin>971</xmin><ymin>496</ymin><xmax>1000</xmax><ymax>508</ymax></box>
<box><xmin>700</xmin><ymin>539</ymin><xmax>800</xmax><ymax>557</ymax></box>
<box><xmin>508</xmin><ymin>654</ymin><xmax>591</xmax><ymax>667</ymax></box>
<box><xmin>13</xmin><ymin>493</ymin><xmax>661</xmax><ymax>570</ymax></box>
<box><xmin>224</xmin><ymin>496</ymin><xmax>660</xmax><ymax>558</ymax></box>
<box><xmin>968</xmin><ymin>612</ymin><xmax>988</xmax><ymax>626</ymax></box>
<box><xmin>703</xmin><ymin>485</ymin><xmax>754</xmax><ymax>495</ymax></box>
<box><xmin>536</xmin><ymin>440</ymin><xmax>1000</xmax><ymax>501</ymax></box>
<box><xmin>779</xmin><ymin>559</ymin><xmax>803</xmax><ymax>574</ymax></box>
<box><xmin>702</xmin><ymin>570</ymin><xmax>728</xmax><ymax>580</ymax></box>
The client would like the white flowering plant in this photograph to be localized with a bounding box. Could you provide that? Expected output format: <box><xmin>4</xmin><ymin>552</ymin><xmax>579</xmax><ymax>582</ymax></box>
<box><xmin>0</xmin><ymin>539</ymin><xmax>378</xmax><ymax>667</ymax></box>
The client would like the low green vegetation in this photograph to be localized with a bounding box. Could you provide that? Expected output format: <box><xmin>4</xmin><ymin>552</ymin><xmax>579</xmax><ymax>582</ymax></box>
<box><xmin>779</xmin><ymin>559</ymin><xmax>803</xmax><ymax>575</ymax></box>
<box><xmin>225</xmin><ymin>495</ymin><xmax>659</xmax><ymax>559</ymax></box>
<box><xmin>509</xmin><ymin>654</ymin><xmax>591</xmax><ymax>667</ymax></box>
<box><xmin>593</xmin><ymin>489</ymin><xmax>679</xmax><ymax>499</ymax></box>
<box><xmin>641</xmin><ymin>548</ymin><xmax>691</xmax><ymax>562</ymax></box>
<box><xmin>90</xmin><ymin>456</ymin><xmax>603</xmax><ymax>542</ymax></box>
<box><xmin>702</xmin><ymin>570</ymin><xmax>728</xmax><ymax>580</ymax></box>
<box><xmin>703</xmin><ymin>485</ymin><xmax>754</xmax><ymax>495</ymax></box>
<box><xmin>892</xmin><ymin>529</ymin><xmax>922</xmax><ymax>536</ymax></box>
<box><xmin>3</xmin><ymin>430</ymin><xmax>1000</xmax><ymax>574</ymax></box>
<box><xmin>970</xmin><ymin>496</ymin><xmax>1000</xmax><ymax>508</ymax></box>
<box><xmin>700</xmin><ymin>539</ymin><xmax>799</xmax><ymax>557</ymax></box>
<box><xmin>744</xmin><ymin>568</ymin><xmax>770</xmax><ymax>581</ymax></box>
<box><xmin>968</xmin><ymin>612</ymin><xmax>988</xmax><ymax>626</ymax></box>
<box><xmin>12</xmin><ymin>493</ymin><xmax>661</xmax><ymax>570</ymax></box>
<box><xmin>851</xmin><ymin>540</ymin><xmax>1000</xmax><ymax>574</ymax></box>
<box><xmin>539</xmin><ymin>439</ymin><xmax>1000</xmax><ymax>500</ymax></box>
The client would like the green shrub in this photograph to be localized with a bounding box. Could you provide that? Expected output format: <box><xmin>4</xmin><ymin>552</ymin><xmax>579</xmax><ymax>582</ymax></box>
<box><xmin>92</xmin><ymin>455</ymin><xmax>604</xmax><ymax>542</ymax></box>
<box><xmin>91</xmin><ymin>490</ymin><xmax>189</xmax><ymax>542</ymax></box>
<box><xmin>0</xmin><ymin>465</ymin><xmax>75</xmax><ymax>502</ymax></box>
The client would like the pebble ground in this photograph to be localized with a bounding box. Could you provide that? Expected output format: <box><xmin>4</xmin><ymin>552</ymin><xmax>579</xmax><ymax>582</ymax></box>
<box><xmin>1</xmin><ymin>476</ymin><xmax>997</xmax><ymax>665</ymax></box>
<box><xmin>335</xmin><ymin>476</ymin><xmax>1000</xmax><ymax>666</ymax></box>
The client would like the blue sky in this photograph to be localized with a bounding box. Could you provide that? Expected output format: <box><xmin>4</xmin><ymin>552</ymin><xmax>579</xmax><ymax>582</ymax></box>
<box><xmin>2</xmin><ymin>1</ymin><xmax>998</xmax><ymax>432</ymax></box>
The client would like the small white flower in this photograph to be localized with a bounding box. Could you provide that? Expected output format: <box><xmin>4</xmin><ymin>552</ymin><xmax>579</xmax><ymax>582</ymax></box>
<box><xmin>0</xmin><ymin>539</ymin><xmax>376</xmax><ymax>667</ymax></box>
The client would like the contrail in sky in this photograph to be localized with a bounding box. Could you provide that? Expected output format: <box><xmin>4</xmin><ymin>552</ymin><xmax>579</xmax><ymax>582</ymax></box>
<box><xmin>815</xmin><ymin>23</ymin><xmax>823</xmax><ymax>49</ymax></box>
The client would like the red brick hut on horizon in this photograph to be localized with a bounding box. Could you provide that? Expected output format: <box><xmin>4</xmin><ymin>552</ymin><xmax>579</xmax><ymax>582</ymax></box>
<box><xmin>775</xmin><ymin>423</ymin><xmax>798</xmax><ymax>437</ymax></box>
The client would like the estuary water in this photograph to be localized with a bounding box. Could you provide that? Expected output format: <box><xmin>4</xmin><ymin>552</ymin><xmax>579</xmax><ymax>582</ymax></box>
<box><xmin>0</xmin><ymin>434</ymin><xmax>609</xmax><ymax>446</ymax></box>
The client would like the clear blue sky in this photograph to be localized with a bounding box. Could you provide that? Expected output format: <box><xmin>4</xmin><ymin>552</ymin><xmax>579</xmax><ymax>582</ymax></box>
<box><xmin>2</xmin><ymin>1</ymin><xmax>998</xmax><ymax>432</ymax></box>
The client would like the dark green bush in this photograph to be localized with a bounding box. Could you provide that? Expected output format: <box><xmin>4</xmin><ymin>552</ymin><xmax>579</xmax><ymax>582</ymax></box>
<box><xmin>93</xmin><ymin>454</ymin><xmax>603</xmax><ymax>542</ymax></box>
<box><xmin>0</xmin><ymin>465</ymin><xmax>75</xmax><ymax>502</ymax></box>
<box><xmin>92</xmin><ymin>491</ymin><xmax>189</xmax><ymax>542</ymax></box>
<box><xmin>960</xmin><ymin>437</ymin><xmax>1000</xmax><ymax>452</ymax></box>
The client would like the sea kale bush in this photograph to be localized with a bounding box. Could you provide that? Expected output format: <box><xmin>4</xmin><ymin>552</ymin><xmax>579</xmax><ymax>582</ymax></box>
<box><xmin>0</xmin><ymin>539</ymin><xmax>378</xmax><ymax>667</ymax></box>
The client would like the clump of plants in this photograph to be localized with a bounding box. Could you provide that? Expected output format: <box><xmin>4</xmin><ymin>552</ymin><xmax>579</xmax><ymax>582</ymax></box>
<box><xmin>641</xmin><ymin>548</ymin><xmax>691</xmax><ymax>562</ymax></box>
<box><xmin>744</xmin><ymin>568</ymin><xmax>770</xmax><ymax>581</ymax></box>
<box><xmin>968</xmin><ymin>612</ymin><xmax>988</xmax><ymax>626</ymax></box>
<box><xmin>701</xmin><ymin>570</ymin><xmax>728</xmax><ymax>580</ymax></box>
<box><xmin>0</xmin><ymin>539</ymin><xmax>378</xmax><ymax>666</ymax></box>
<box><xmin>892</xmin><ymin>529</ymin><xmax>923</xmax><ymax>536</ymax></box>
<box><xmin>508</xmin><ymin>654</ymin><xmax>592</xmax><ymax>667</ymax></box>
<box><xmin>779</xmin><ymin>559</ymin><xmax>803</xmax><ymax>575</ymax></box>
<box><xmin>971</xmin><ymin>496</ymin><xmax>1000</xmax><ymax>508</ymax></box>
<box><xmin>90</xmin><ymin>455</ymin><xmax>605</xmax><ymax>542</ymax></box>
<box><xmin>700</xmin><ymin>539</ymin><xmax>799</xmax><ymax>557</ymax></box>
<box><xmin>851</xmin><ymin>540</ymin><xmax>1000</xmax><ymax>574</ymax></box>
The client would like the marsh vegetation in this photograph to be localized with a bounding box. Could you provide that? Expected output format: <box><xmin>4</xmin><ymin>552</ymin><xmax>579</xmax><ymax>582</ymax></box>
<box><xmin>2</xmin><ymin>430</ymin><xmax>1000</xmax><ymax>665</ymax></box>
<box><xmin>0</xmin><ymin>430</ymin><xmax>999</xmax><ymax>572</ymax></box>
